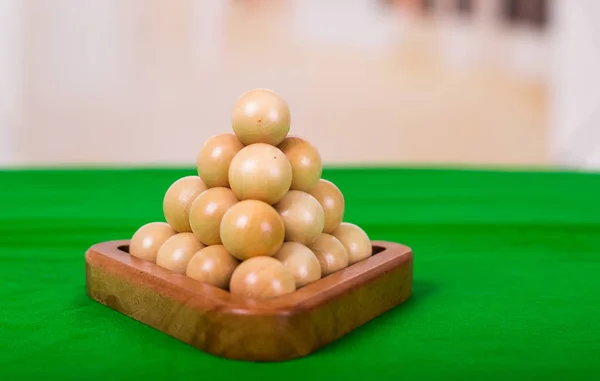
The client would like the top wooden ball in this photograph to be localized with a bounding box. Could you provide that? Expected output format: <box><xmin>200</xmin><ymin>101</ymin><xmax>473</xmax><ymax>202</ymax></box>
<box><xmin>231</xmin><ymin>89</ymin><xmax>291</xmax><ymax>146</ymax></box>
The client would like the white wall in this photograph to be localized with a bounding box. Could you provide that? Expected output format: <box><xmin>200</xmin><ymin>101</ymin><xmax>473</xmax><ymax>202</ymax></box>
<box><xmin>0</xmin><ymin>0</ymin><xmax>556</xmax><ymax>168</ymax></box>
<box><xmin>549</xmin><ymin>0</ymin><xmax>600</xmax><ymax>169</ymax></box>
<box><xmin>0</xmin><ymin>0</ymin><xmax>22</xmax><ymax>165</ymax></box>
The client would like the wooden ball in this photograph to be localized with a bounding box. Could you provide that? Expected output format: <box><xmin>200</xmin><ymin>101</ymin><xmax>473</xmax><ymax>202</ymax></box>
<box><xmin>331</xmin><ymin>222</ymin><xmax>373</xmax><ymax>265</ymax></box>
<box><xmin>156</xmin><ymin>232</ymin><xmax>205</xmax><ymax>274</ymax></box>
<box><xmin>308</xmin><ymin>179</ymin><xmax>345</xmax><ymax>233</ymax></box>
<box><xmin>308</xmin><ymin>233</ymin><xmax>348</xmax><ymax>276</ymax></box>
<box><xmin>231</xmin><ymin>88</ymin><xmax>290</xmax><ymax>146</ymax></box>
<box><xmin>185</xmin><ymin>245</ymin><xmax>240</xmax><ymax>289</ymax></box>
<box><xmin>273</xmin><ymin>190</ymin><xmax>324</xmax><ymax>245</ymax></box>
<box><xmin>220</xmin><ymin>200</ymin><xmax>285</xmax><ymax>261</ymax></box>
<box><xmin>196</xmin><ymin>133</ymin><xmax>244</xmax><ymax>188</ymax></box>
<box><xmin>189</xmin><ymin>187</ymin><xmax>238</xmax><ymax>245</ymax></box>
<box><xmin>163</xmin><ymin>176</ymin><xmax>207</xmax><ymax>232</ymax></box>
<box><xmin>229</xmin><ymin>256</ymin><xmax>296</xmax><ymax>299</ymax></box>
<box><xmin>274</xmin><ymin>242</ymin><xmax>322</xmax><ymax>288</ymax></box>
<box><xmin>277</xmin><ymin>136</ymin><xmax>322</xmax><ymax>192</ymax></box>
<box><xmin>228</xmin><ymin>143</ymin><xmax>292</xmax><ymax>205</ymax></box>
<box><xmin>129</xmin><ymin>222</ymin><xmax>177</xmax><ymax>262</ymax></box>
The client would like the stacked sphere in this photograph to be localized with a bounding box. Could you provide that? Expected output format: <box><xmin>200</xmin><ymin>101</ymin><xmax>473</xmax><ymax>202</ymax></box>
<box><xmin>129</xmin><ymin>88</ymin><xmax>373</xmax><ymax>299</ymax></box>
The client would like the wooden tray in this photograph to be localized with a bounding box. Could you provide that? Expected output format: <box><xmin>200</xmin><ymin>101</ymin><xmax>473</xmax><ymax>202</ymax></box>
<box><xmin>85</xmin><ymin>240</ymin><xmax>413</xmax><ymax>362</ymax></box>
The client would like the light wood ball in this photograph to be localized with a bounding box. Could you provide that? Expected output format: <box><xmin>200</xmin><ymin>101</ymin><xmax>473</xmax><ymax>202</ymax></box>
<box><xmin>229</xmin><ymin>256</ymin><xmax>296</xmax><ymax>299</ymax></box>
<box><xmin>220</xmin><ymin>199</ymin><xmax>285</xmax><ymax>261</ymax></box>
<box><xmin>331</xmin><ymin>222</ymin><xmax>373</xmax><ymax>265</ymax></box>
<box><xmin>277</xmin><ymin>136</ymin><xmax>322</xmax><ymax>192</ymax></box>
<box><xmin>129</xmin><ymin>222</ymin><xmax>177</xmax><ymax>262</ymax></box>
<box><xmin>196</xmin><ymin>133</ymin><xmax>244</xmax><ymax>188</ymax></box>
<box><xmin>308</xmin><ymin>179</ymin><xmax>345</xmax><ymax>234</ymax></box>
<box><xmin>185</xmin><ymin>245</ymin><xmax>240</xmax><ymax>289</ymax></box>
<box><xmin>189</xmin><ymin>187</ymin><xmax>238</xmax><ymax>245</ymax></box>
<box><xmin>228</xmin><ymin>143</ymin><xmax>292</xmax><ymax>205</ymax></box>
<box><xmin>156</xmin><ymin>232</ymin><xmax>205</xmax><ymax>274</ymax></box>
<box><xmin>231</xmin><ymin>88</ymin><xmax>291</xmax><ymax>146</ymax></box>
<box><xmin>273</xmin><ymin>190</ymin><xmax>324</xmax><ymax>245</ymax></box>
<box><xmin>274</xmin><ymin>242</ymin><xmax>322</xmax><ymax>288</ymax></box>
<box><xmin>163</xmin><ymin>176</ymin><xmax>207</xmax><ymax>232</ymax></box>
<box><xmin>308</xmin><ymin>233</ymin><xmax>349</xmax><ymax>276</ymax></box>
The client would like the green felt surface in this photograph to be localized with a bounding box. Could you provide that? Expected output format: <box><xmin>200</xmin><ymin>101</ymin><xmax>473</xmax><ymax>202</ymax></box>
<box><xmin>1</xmin><ymin>167</ymin><xmax>599</xmax><ymax>380</ymax></box>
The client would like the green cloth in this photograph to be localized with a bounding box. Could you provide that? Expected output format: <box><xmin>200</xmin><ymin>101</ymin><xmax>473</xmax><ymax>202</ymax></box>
<box><xmin>1</xmin><ymin>167</ymin><xmax>599</xmax><ymax>380</ymax></box>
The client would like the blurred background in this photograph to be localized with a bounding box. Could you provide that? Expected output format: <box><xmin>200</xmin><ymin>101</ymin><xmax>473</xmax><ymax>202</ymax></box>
<box><xmin>0</xmin><ymin>0</ymin><xmax>599</xmax><ymax>170</ymax></box>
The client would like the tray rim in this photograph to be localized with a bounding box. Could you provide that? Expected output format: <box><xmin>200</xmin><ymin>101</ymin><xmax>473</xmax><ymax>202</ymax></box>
<box><xmin>85</xmin><ymin>239</ymin><xmax>413</xmax><ymax>315</ymax></box>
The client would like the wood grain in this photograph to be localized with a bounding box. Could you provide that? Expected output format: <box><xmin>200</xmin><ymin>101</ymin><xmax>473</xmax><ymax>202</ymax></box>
<box><xmin>85</xmin><ymin>239</ymin><xmax>413</xmax><ymax>361</ymax></box>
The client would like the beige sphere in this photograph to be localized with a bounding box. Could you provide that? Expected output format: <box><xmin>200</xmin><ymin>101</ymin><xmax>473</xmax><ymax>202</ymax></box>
<box><xmin>277</xmin><ymin>136</ymin><xmax>322</xmax><ymax>192</ymax></box>
<box><xmin>231</xmin><ymin>88</ymin><xmax>291</xmax><ymax>146</ymax></box>
<box><xmin>331</xmin><ymin>222</ymin><xmax>373</xmax><ymax>265</ymax></box>
<box><xmin>196</xmin><ymin>133</ymin><xmax>244</xmax><ymax>188</ymax></box>
<box><xmin>163</xmin><ymin>176</ymin><xmax>208</xmax><ymax>232</ymax></box>
<box><xmin>229</xmin><ymin>256</ymin><xmax>296</xmax><ymax>299</ymax></box>
<box><xmin>228</xmin><ymin>143</ymin><xmax>292</xmax><ymax>205</ymax></box>
<box><xmin>185</xmin><ymin>245</ymin><xmax>240</xmax><ymax>289</ymax></box>
<box><xmin>273</xmin><ymin>190</ymin><xmax>324</xmax><ymax>245</ymax></box>
<box><xmin>129</xmin><ymin>222</ymin><xmax>177</xmax><ymax>262</ymax></box>
<box><xmin>309</xmin><ymin>179</ymin><xmax>345</xmax><ymax>234</ymax></box>
<box><xmin>189</xmin><ymin>187</ymin><xmax>238</xmax><ymax>245</ymax></box>
<box><xmin>156</xmin><ymin>232</ymin><xmax>205</xmax><ymax>274</ymax></box>
<box><xmin>220</xmin><ymin>199</ymin><xmax>285</xmax><ymax>261</ymax></box>
<box><xmin>274</xmin><ymin>242</ymin><xmax>322</xmax><ymax>288</ymax></box>
<box><xmin>308</xmin><ymin>233</ymin><xmax>349</xmax><ymax>276</ymax></box>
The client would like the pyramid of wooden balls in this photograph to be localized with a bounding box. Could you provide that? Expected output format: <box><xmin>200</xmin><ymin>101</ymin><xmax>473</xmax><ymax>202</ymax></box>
<box><xmin>129</xmin><ymin>88</ymin><xmax>372</xmax><ymax>299</ymax></box>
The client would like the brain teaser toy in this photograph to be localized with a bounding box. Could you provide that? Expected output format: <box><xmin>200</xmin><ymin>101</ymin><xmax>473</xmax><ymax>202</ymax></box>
<box><xmin>85</xmin><ymin>88</ymin><xmax>413</xmax><ymax>362</ymax></box>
